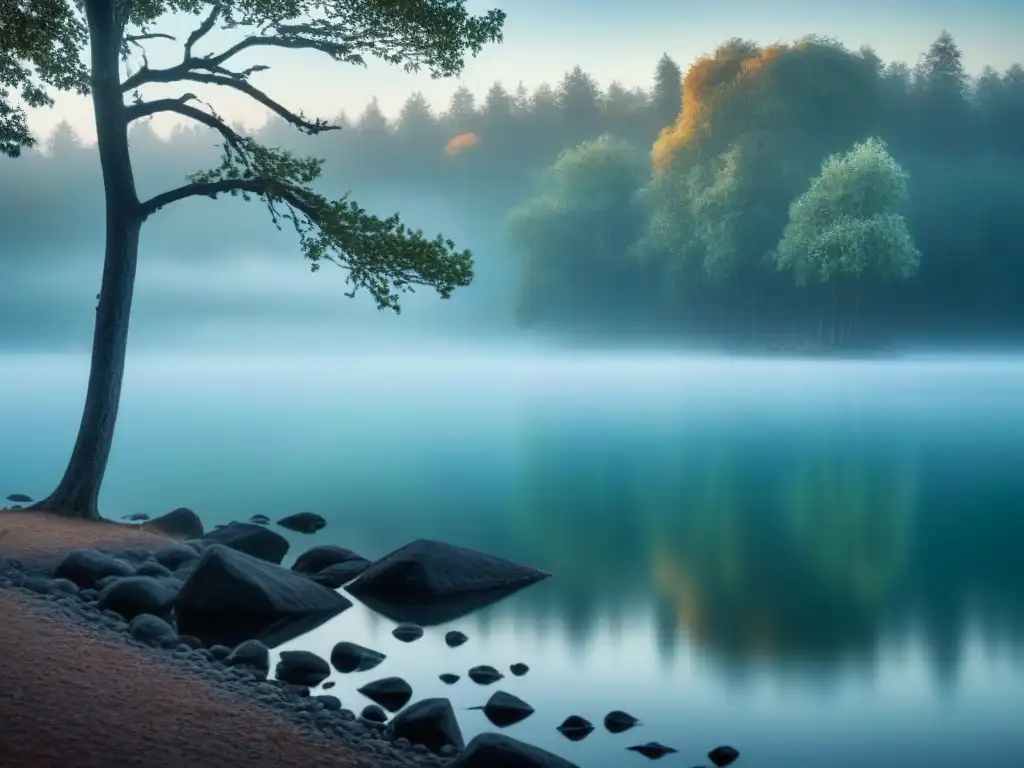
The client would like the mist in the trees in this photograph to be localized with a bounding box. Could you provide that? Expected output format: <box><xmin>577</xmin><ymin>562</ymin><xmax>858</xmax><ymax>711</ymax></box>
<box><xmin>3</xmin><ymin>31</ymin><xmax>1023</xmax><ymax>353</ymax></box>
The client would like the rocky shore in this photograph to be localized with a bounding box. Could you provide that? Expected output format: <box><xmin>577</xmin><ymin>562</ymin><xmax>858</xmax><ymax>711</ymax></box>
<box><xmin>0</xmin><ymin>503</ymin><xmax>740</xmax><ymax>768</ymax></box>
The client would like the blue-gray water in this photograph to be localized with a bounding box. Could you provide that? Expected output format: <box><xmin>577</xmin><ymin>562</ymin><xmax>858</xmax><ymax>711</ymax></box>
<box><xmin>3</xmin><ymin>351</ymin><xmax>1024</xmax><ymax>767</ymax></box>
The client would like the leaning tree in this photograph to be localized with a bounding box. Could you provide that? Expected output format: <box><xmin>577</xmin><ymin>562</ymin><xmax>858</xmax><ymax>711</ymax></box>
<box><xmin>2</xmin><ymin>0</ymin><xmax>505</xmax><ymax>519</ymax></box>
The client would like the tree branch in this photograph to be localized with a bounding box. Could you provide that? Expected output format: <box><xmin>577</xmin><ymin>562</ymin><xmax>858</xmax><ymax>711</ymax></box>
<box><xmin>139</xmin><ymin>178</ymin><xmax>311</xmax><ymax>222</ymax></box>
<box><xmin>184</xmin><ymin>4</ymin><xmax>222</xmax><ymax>60</ymax></box>
<box><xmin>124</xmin><ymin>94</ymin><xmax>248</xmax><ymax>153</ymax></box>
<box><xmin>126</xmin><ymin>69</ymin><xmax>338</xmax><ymax>135</ymax></box>
<box><xmin>125</xmin><ymin>32</ymin><xmax>176</xmax><ymax>43</ymax></box>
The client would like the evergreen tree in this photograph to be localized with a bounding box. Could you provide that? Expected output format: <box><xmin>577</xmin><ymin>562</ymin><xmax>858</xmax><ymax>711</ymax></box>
<box><xmin>650</xmin><ymin>54</ymin><xmax>683</xmax><ymax>131</ymax></box>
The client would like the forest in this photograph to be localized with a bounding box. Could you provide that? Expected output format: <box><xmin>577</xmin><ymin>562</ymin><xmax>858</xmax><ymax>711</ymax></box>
<box><xmin>11</xmin><ymin>30</ymin><xmax>1024</xmax><ymax>350</ymax></box>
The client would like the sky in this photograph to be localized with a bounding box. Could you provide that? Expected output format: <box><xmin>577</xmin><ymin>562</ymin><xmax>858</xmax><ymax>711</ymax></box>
<box><xmin>25</xmin><ymin>0</ymin><xmax>1024</xmax><ymax>146</ymax></box>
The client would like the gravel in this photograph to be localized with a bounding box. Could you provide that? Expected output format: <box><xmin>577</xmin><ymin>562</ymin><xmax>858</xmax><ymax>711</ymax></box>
<box><xmin>0</xmin><ymin>552</ymin><xmax>451</xmax><ymax>768</ymax></box>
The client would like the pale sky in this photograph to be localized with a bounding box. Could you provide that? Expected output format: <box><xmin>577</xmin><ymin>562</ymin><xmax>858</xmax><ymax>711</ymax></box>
<box><xmin>26</xmin><ymin>0</ymin><xmax>1024</xmax><ymax>146</ymax></box>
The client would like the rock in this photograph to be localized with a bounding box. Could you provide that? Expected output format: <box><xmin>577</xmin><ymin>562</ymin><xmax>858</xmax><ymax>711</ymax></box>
<box><xmin>142</xmin><ymin>507</ymin><xmax>204</xmax><ymax>540</ymax></box>
<box><xmin>151</xmin><ymin>544</ymin><xmax>198</xmax><ymax>571</ymax></box>
<box><xmin>176</xmin><ymin>544</ymin><xmax>351</xmax><ymax>622</ymax></box>
<box><xmin>391</xmin><ymin>623</ymin><xmax>424</xmax><ymax>643</ymax></box>
<box><xmin>5</xmin><ymin>493</ymin><xmax>32</xmax><ymax>503</ymax></box>
<box><xmin>347</xmin><ymin>539</ymin><xmax>550</xmax><ymax>601</ymax></box>
<box><xmin>97</xmin><ymin>576</ymin><xmax>178</xmax><ymax>620</ymax></box>
<box><xmin>445</xmin><ymin>630</ymin><xmax>468</xmax><ymax>648</ymax></box>
<box><xmin>510</xmin><ymin>662</ymin><xmax>529</xmax><ymax>676</ymax></box>
<box><xmin>450</xmin><ymin>733</ymin><xmax>581</xmax><ymax>768</ymax></box>
<box><xmin>224</xmin><ymin>639</ymin><xmax>270</xmax><ymax>672</ymax></box>
<box><xmin>439</xmin><ymin>673</ymin><xmax>460</xmax><ymax>685</ymax></box>
<box><xmin>385</xmin><ymin>697</ymin><xmax>465</xmax><ymax>754</ymax></box>
<box><xmin>135</xmin><ymin>561</ymin><xmax>173</xmax><ymax>578</ymax></box>
<box><xmin>556</xmin><ymin>715</ymin><xmax>594</xmax><ymax>741</ymax></box>
<box><xmin>475</xmin><ymin>691</ymin><xmax>534</xmax><ymax>727</ymax></box>
<box><xmin>210</xmin><ymin>645</ymin><xmax>232</xmax><ymax>660</ymax></box>
<box><xmin>178</xmin><ymin>635</ymin><xmax>203</xmax><ymax>649</ymax></box>
<box><xmin>275</xmin><ymin>650</ymin><xmax>331</xmax><ymax>687</ymax></box>
<box><xmin>330</xmin><ymin>641</ymin><xmax>386</xmax><ymax>673</ymax></box>
<box><xmin>250</xmin><ymin>514</ymin><xmax>270</xmax><ymax>526</ymax></box>
<box><xmin>361</xmin><ymin>704</ymin><xmax>388</xmax><ymax>724</ymax></box>
<box><xmin>50</xmin><ymin>578</ymin><xmax>79</xmax><ymax>595</ymax></box>
<box><xmin>276</xmin><ymin>511</ymin><xmax>326</xmax><ymax>534</ymax></box>
<box><xmin>316</xmin><ymin>694</ymin><xmax>342</xmax><ymax>711</ymax></box>
<box><xmin>19</xmin><ymin>576</ymin><xmax>53</xmax><ymax>594</ymax></box>
<box><xmin>54</xmin><ymin>549</ymin><xmax>134</xmax><ymax>589</ymax></box>
<box><xmin>603</xmin><ymin>710</ymin><xmax>640</xmax><ymax>734</ymax></box>
<box><xmin>121</xmin><ymin>512</ymin><xmax>150</xmax><ymax>522</ymax></box>
<box><xmin>307</xmin><ymin>560</ymin><xmax>369</xmax><ymax>589</ymax></box>
<box><xmin>468</xmin><ymin>665</ymin><xmax>503</xmax><ymax>685</ymax></box>
<box><xmin>128</xmin><ymin>614</ymin><xmax>178</xmax><ymax>647</ymax></box>
<box><xmin>291</xmin><ymin>545</ymin><xmax>367</xmax><ymax>574</ymax></box>
<box><xmin>357</xmin><ymin>676</ymin><xmax>413</xmax><ymax>712</ymax></box>
<box><xmin>627</xmin><ymin>743</ymin><xmax>677</xmax><ymax>760</ymax></box>
<box><xmin>201</xmin><ymin>522</ymin><xmax>289</xmax><ymax>564</ymax></box>
<box><xmin>321</xmin><ymin>680</ymin><xmax>336</xmax><ymax>690</ymax></box>
<box><xmin>708</xmin><ymin>746</ymin><xmax>740</xmax><ymax>767</ymax></box>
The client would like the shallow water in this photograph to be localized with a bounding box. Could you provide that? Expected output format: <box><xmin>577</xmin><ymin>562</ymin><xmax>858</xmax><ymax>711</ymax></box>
<box><xmin>3</xmin><ymin>351</ymin><xmax>1024</xmax><ymax>767</ymax></box>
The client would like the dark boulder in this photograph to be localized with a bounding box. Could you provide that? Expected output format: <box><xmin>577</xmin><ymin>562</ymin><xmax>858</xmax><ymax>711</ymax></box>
<box><xmin>151</xmin><ymin>544</ymin><xmax>198</xmax><ymax>571</ymax></box>
<box><xmin>176</xmin><ymin>544</ymin><xmax>351</xmax><ymax>622</ymax></box>
<box><xmin>556</xmin><ymin>715</ymin><xmax>594</xmax><ymax>741</ymax></box>
<box><xmin>275</xmin><ymin>650</ymin><xmax>331</xmax><ymax>687</ymax></box>
<box><xmin>385</xmin><ymin>697</ymin><xmax>464</xmax><ymax>754</ymax></box>
<box><xmin>307</xmin><ymin>560</ymin><xmax>369</xmax><ymax>589</ymax></box>
<box><xmin>276</xmin><ymin>511</ymin><xmax>326</xmax><ymax>534</ymax></box>
<box><xmin>201</xmin><ymin>522</ymin><xmax>289</xmax><ymax>564</ymax></box>
<box><xmin>316</xmin><ymin>694</ymin><xmax>342</xmax><ymax>711</ymax></box>
<box><xmin>510</xmin><ymin>662</ymin><xmax>529</xmax><ymax>676</ymax></box>
<box><xmin>97</xmin><ymin>576</ymin><xmax>178</xmax><ymax>620</ymax></box>
<box><xmin>468</xmin><ymin>665</ymin><xmax>503</xmax><ymax>685</ymax></box>
<box><xmin>474</xmin><ymin>691</ymin><xmax>534</xmax><ymax>727</ymax></box>
<box><xmin>135</xmin><ymin>561</ymin><xmax>173</xmax><ymax>578</ymax></box>
<box><xmin>128</xmin><ymin>614</ymin><xmax>178</xmax><ymax>647</ymax></box>
<box><xmin>628</xmin><ymin>742</ymin><xmax>677</xmax><ymax>759</ymax></box>
<box><xmin>321</xmin><ymin>681</ymin><xmax>336</xmax><ymax>690</ymax></box>
<box><xmin>439</xmin><ymin>673</ymin><xmax>460</xmax><ymax>685</ymax></box>
<box><xmin>210</xmin><ymin>645</ymin><xmax>232</xmax><ymax>660</ymax></box>
<box><xmin>708</xmin><ymin>746</ymin><xmax>740</xmax><ymax>767</ymax></box>
<box><xmin>391</xmin><ymin>623</ymin><xmax>424</xmax><ymax>643</ymax></box>
<box><xmin>346</xmin><ymin>539</ymin><xmax>550</xmax><ymax>601</ymax></box>
<box><xmin>54</xmin><ymin>549</ymin><xmax>134</xmax><ymax>589</ymax></box>
<box><xmin>224</xmin><ymin>639</ymin><xmax>270</xmax><ymax>672</ymax></box>
<box><xmin>361</xmin><ymin>704</ymin><xmax>388</xmax><ymax>724</ymax></box>
<box><xmin>5</xmin><ymin>493</ymin><xmax>32</xmax><ymax>503</ymax></box>
<box><xmin>292</xmin><ymin>545</ymin><xmax>367</xmax><ymax>574</ymax></box>
<box><xmin>603</xmin><ymin>710</ymin><xmax>640</xmax><ymax>734</ymax></box>
<box><xmin>450</xmin><ymin>733</ymin><xmax>580</xmax><ymax>768</ymax></box>
<box><xmin>142</xmin><ymin>507</ymin><xmax>204</xmax><ymax>540</ymax></box>
<box><xmin>357</xmin><ymin>676</ymin><xmax>413</xmax><ymax>712</ymax></box>
<box><xmin>330</xmin><ymin>641</ymin><xmax>386</xmax><ymax>673</ymax></box>
<box><xmin>445</xmin><ymin>630</ymin><xmax>468</xmax><ymax>648</ymax></box>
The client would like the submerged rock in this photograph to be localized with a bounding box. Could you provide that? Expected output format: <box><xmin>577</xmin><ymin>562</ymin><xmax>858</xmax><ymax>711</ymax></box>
<box><xmin>510</xmin><ymin>662</ymin><xmax>529</xmax><ymax>676</ymax></box>
<box><xmin>357</xmin><ymin>676</ymin><xmax>413</xmax><ymax>712</ymax></box>
<box><xmin>391</xmin><ymin>622</ymin><xmax>424</xmax><ymax>643</ymax></box>
<box><xmin>307</xmin><ymin>560</ymin><xmax>369</xmax><ymax>588</ymax></box>
<box><xmin>142</xmin><ymin>507</ymin><xmax>204</xmax><ymax>540</ymax></box>
<box><xmin>176</xmin><ymin>544</ymin><xmax>351</xmax><ymax>621</ymax></box>
<box><xmin>468</xmin><ymin>665</ymin><xmax>503</xmax><ymax>685</ymax></box>
<box><xmin>275</xmin><ymin>650</ymin><xmax>331</xmax><ymax>687</ymax></box>
<box><xmin>276</xmin><ymin>511</ymin><xmax>326</xmax><ymax>535</ymax></box>
<box><xmin>439</xmin><ymin>673</ymin><xmax>460</xmax><ymax>685</ymax></box>
<box><xmin>291</xmin><ymin>545</ymin><xmax>367</xmax><ymax>574</ymax></box>
<box><xmin>450</xmin><ymin>733</ymin><xmax>580</xmax><ymax>768</ymax></box>
<box><xmin>445</xmin><ymin>630</ymin><xmax>469</xmax><ymax>648</ymax></box>
<box><xmin>627</xmin><ymin>742</ymin><xmax>677</xmax><ymax>760</ymax></box>
<box><xmin>556</xmin><ymin>715</ymin><xmax>594</xmax><ymax>741</ymax></box>
<box><xmin>330</xmin><ymin>641</ymin><xmax>385</xmax><ymax>673</ymax></box>
<box><xmin>5</xmin><ymin>493</ymin><xmax>32</xmax><ymax>503</ymax></box>
<box><xmin>603</xmin><ymin>710</ymin><xmax>640</xmax><ymax>734</ymax></box>
<box><xmin>385</xmin><ymin>697</ymin><xmax>465</xmax><ymax>754</ymax></box>
<box><xmin>201</xmin><ymin>521</ymin><xmax>289</xmax><ymax>564</ymax></box>
<box><xmin>474</xmin><ymin>691</ymin><xmax>534</xmax><ymax>727</ymax></box>
<box><xmin>708</xmin><ymin>746</ymin><xmax>741</xmax><ymax>767</ymax></box>
<box><xmin>346</xmin><ymin>539</ymin><xmax>550</xmax><ymax>600</ymax></box>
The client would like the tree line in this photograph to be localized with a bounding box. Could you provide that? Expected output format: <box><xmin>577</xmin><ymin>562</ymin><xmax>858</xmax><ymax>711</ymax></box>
<box><xmin>21</xmin><ymin>31</ymin><xmax>1024</xmax><ymax>349</ymax></box>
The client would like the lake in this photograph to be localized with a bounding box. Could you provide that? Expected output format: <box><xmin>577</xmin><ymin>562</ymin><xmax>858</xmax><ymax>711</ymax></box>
<box><xmin>3</xmin><ymin>351</ymin><xmax>1024</xmax><ymax>767</ymax></box>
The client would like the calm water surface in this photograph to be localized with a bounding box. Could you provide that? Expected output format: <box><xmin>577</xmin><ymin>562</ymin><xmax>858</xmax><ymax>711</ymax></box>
<box><xmin>3</xmin><ymin>351</ymin><xmax>1024</xmax><ymax>767</ymax></box>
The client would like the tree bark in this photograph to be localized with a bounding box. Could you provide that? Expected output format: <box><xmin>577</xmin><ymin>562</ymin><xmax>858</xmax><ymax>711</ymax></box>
<box><xmin>32</xmin><ymin>0</ymin><xmax>141</xmax><ymax>520</ymax></box>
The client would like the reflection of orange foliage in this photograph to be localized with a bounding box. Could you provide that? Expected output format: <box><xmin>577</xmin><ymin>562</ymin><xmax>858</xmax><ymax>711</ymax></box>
<box><xmin>651</xmin><ymin>43</ymin><xmax>788</xmax><ymax>173</ymax></box>
<box><xmin>444</xmin><ymin>132</ymin><xmax>478</xmax><ymax>156</ymax></box>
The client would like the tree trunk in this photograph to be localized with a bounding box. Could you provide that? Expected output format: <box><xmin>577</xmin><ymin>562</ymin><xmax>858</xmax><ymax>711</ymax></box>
<box><xmin>32</xmin><ymin>0</ymin><xmax>141</xmax><ymax>520</ymax></box>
